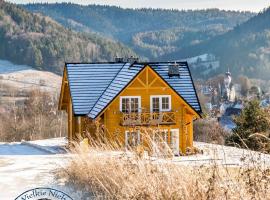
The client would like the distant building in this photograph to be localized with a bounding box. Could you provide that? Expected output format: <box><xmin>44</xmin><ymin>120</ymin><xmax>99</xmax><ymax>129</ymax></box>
<box><xmin>220</xmin><ymin>70</ymin><xmax>236</xmax><ymax>102</ymax></box>
<box><xmin>260</xmin><ymin>96</ymin><xmax>270</xmax><ymax>108</ymax></box>
<box><xmin>219</xmin><ymin>106</ymin><xmax>242</xmax><ymax>132</ymax></box>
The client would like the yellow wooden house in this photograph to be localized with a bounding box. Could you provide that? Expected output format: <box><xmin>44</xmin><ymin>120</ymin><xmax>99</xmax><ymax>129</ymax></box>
<box><xmin>59</xmin><ymin>61</ymin><xmax>202</xmax><ymax>155</ymax></box>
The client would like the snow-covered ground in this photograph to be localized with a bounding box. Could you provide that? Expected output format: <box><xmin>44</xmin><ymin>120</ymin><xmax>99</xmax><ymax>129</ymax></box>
<box><xmin>0</xmin><ymin>59</ymin><xmax>61</xmax><ymax>92</ymax></box>
<box><xmin>0</xmin><ymin>138</ymin><xmax>269</xmax><ymax>199</ymax></box>
<box><xmin>192</xmin><ymin>142</ymin><xmax>270</xmax><ymax>166</ymax></box>
<box><xmin>0</xmin><ymin>138</ymin><xmax>72</xmax><ymax>200</ymax></box>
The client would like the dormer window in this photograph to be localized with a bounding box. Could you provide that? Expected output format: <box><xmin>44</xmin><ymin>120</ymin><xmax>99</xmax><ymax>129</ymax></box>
<box><xmin>150</xmin><ymin>95</ymin><xmax>171</xmax><ymax>112</ymax></box>
<box><xmin>120</xmin><ymin>96</ymin><xmax>141</xmax><ymax>113</ymax></box>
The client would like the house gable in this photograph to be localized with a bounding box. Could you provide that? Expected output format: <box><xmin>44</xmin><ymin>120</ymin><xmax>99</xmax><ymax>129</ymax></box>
<box><xmin>97</xmin><ymin>65</ymin><xmax>200</xmax><ymax>118</ymax></box>
<box><xmin>128</xmin><ymin>66</ymin><xmax>167</xmax><ymax>89</ymax></box>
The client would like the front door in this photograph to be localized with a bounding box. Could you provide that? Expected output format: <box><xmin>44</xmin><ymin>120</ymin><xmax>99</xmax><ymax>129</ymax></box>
<box><xmin>170</xmin><ymin>129</ymin><xmax>179</xmax><ymax>156</ymax></box>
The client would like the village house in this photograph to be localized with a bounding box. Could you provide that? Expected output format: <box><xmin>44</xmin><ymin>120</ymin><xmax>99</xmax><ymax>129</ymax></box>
<box><xmin>58</xmin><ymin>60</ymin><xmax>202</xmax><ymax>155</ymax></box>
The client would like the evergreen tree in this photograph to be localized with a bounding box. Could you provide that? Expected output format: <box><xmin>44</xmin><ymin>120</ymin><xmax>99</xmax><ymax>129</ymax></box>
<box><xmin>226</xmin><ymin>100</ymin><xmax>270</xmax><ymax>152</ymax></box>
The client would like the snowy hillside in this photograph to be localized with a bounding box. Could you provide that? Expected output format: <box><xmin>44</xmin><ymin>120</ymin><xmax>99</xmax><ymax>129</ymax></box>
<box><xmin>183</xmin><ymin>54</ymin><xmax>220</xmax><ymax>76</ymax></box>
<box><xmin>0</xmin><ymin>59</ymin><xmax>61</xmax><ymax>92</ymax></box>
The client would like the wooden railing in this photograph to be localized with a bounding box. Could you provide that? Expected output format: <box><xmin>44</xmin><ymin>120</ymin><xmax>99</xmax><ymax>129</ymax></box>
<box><xmin>120</xmin><ymin>111</ymin><xmax>176</xmax><ymax>126</ymax></box>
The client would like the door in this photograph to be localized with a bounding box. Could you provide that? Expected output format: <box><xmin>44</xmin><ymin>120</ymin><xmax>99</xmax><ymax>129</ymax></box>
<box><xmin>170</xmin><ymin>129</ymin><xmax>179</xmax><ymax>156</ymax></box>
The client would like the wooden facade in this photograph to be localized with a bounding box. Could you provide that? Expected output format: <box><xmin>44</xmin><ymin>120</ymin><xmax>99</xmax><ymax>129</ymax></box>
<box><xmin>59</xmin><ymin>64</ymin><xmax>201</xmax><ymax>155</ymax></box>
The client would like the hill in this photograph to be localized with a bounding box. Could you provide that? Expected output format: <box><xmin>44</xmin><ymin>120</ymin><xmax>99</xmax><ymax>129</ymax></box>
<box><xmin>0</xmin><ymin>1</ymin><xmax>136</xmax><ymax>73</ymax></box>
<box><xmin>166</xmin><ymin>7</ymin><xmax>270</xmax><ymax>79</ymax></box>
<box><xmin>23</xmin><ymin>3</ymin><xmax>254</xmax><ymax>59</ymax></box>
<box><xmin>0</xmin><ymin>59</ymin><xmax>61</xmax><ymax>92</ymax></box>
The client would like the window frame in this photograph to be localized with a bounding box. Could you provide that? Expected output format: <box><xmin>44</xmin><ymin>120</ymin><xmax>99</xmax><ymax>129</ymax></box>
<box><xmin>125</xmin><ymin>130</ymin><xmax>140</xmax><ymax>147</ymax></box>
<box><xmin>152</xmin><ymin>129</ymin><xmax>180</xmax><ymax>155</ymax></box>
<box><xmin>120</xmin><ymin>96</ymin><xmax>141</xmax><ymax>113</ymax></box>
<box><xmin>150</xmin><ymin>95</ymin><xmax>171</xmax><ymax>112</ymax></box>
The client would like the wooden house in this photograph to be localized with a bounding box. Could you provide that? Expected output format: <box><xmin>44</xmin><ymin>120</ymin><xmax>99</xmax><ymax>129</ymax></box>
<box><xmin>58</xmin><ymin>61</ymin><xmax>202</xmax><ymax>155</ymax></box>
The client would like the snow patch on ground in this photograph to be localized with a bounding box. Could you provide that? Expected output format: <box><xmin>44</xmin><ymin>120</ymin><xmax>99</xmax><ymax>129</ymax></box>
<box><xmin>0</xmin><ymin>138</ymin><xmax>71</xmax><ymax>199</ymax></box>
<box><xmin>22</xmin><ymin>137</ymin><xmax>68</xmax><ymax>154</ymax></box>
<box><xmin>193</xmin><ymin>142</ymin><xmax>270</xmax><ymax>166</ymax></box>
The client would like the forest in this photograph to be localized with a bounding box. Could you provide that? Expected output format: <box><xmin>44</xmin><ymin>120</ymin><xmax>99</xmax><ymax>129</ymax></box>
<box><xmin>24</xmin><ymin>3</ymin><xmax>254</xmax><ymax>60</ymax></box>
<box><xmin>167</xmin><ymin>7</ymin><xmax>270</xmax><ymax>79</ymax></box>
<box><xmin>0</xmin><ymin>1</ymin><xmax>136</xmax><ymax>74</ymax></box>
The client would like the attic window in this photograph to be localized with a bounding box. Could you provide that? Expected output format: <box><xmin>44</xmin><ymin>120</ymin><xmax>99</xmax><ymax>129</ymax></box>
<box><xmin>168</xmin><ymin>62</ymin><xmax>180</xmax><ymax>77</ymax></box>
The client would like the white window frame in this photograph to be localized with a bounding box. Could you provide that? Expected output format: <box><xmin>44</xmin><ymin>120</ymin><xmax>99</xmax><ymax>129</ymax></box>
<box><xmin>125</xmin><ymin>130</ymin><xmax>140</xmax><ymax>147</ymax></box>
<box><xmin>153</xmin><ymin>129</ymin><xmax>179</xmax><ymax>156</ymax></box>
<box><xmin>120</xmin><ymin>96</ymin><xmax>141</xmax><ymax>113</ymax></box>
<box><xmin>150</xmin><ymin>95</ymin><xmax>171</xmax><ymax>112</ymax></box>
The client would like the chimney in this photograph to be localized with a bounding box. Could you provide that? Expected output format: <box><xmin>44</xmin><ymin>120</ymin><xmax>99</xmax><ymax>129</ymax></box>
<box><xmin>168</xmin><ymin>62</ymin><xmax>180</xmax><ymax>77</ymax></box>
<box><xmin>115</xmin><ymin>57</ymin><xmax>124</xmax><ymax>63</ymax></box>
<box><xmin>127</xmin><ymin>56</ymin><xmax>139</xmax><ymax>63</ymax></box>
<box><xmin>127</xmin><ymin>56</ymin><xmax>139</xmax><ymax>68</ymax></box>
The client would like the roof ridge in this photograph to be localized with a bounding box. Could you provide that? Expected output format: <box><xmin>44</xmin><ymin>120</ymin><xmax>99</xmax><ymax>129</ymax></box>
<box><xmin>87</xmin><ymin>62</ymin><xmax>128</xmax><ymax>116</ymax></box>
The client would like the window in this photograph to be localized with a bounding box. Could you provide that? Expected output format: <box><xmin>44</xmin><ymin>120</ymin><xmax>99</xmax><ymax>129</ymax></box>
<box><xmin>150</xmin><ymin>95</ymin><xmax>171</xmax><ymax>112</ymax></box>
<box><xmin>162</xmin><ymin>97</ymin><xmax>169</xmax><ymax>110</ymax></box>
<box><xmin>152</xmin><ymin>129</ymin><xmax>180</xmax><ymax>155</ymax></box>
<box><xmin>153</xmin><ymin>130</ymin><xmax>169</xmax><ymax>143</ymax></box>
<box><xmin>120</xmin><ymin>96</ymin><xmax>141</xmax><ymax>113</ymax></box>
<box><xmin>125</xmin><ymin>131</ymin><xmax>140</xmax><ymax>147</ymax></box>
<box><xmin>152</xmin><ymin>97</ymin><xmax>160</xmax><ymax>112</ymax></box>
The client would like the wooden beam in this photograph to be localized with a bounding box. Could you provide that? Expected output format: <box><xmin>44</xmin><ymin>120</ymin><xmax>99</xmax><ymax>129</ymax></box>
<box><xmin>148</xmin><ymin>77</ymin><xmax>158</xmax><ymax>87</ymax></box>
<box><xmin>137</xmin><ymin>77</ymin><xmax>147</xmax><ymax>88</ymax></box>
<box><xmin>146</xmin><ymin>67</ymin><xmax>149</xmax><ymax>88</ymax></box>
<box><xmin>59</xmin><ymin>67</ymin><xmax>68</xmax><ymax>110</ymax></box>
<box><xmin>127</xmin><ymin>87</ymin><xmax>147</xmax><ymax>90</ymax></box>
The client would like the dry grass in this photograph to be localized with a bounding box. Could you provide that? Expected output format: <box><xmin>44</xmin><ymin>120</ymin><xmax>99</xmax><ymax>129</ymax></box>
<box><xmin>194</xmin><ymin>119</ymin><xmax>228</xmax><ymax>145</ymax></box>
<box><xmin>59</xmin><ymin>136</ymin><xmax>270</xmax><ymax>200</ymax></box>
<box><xmin>0</xmin><ymin>89</ymin><xmax>67</xmax><ymax>142</ymax></box>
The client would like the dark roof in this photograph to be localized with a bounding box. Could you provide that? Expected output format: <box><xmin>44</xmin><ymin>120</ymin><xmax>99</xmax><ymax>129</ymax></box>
<box><xmin>224</xmin><ymin>107</ymin><xmax>242</xmax><ymax>116</ymax></box>
<box><xmin>65</xmin><ymin>62</ymin><xmax>202</xmax><ymax>118</ymax></box>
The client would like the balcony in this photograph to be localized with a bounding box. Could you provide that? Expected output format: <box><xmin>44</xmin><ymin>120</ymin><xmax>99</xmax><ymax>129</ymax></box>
<box><xmin>120</xmin><ymin>111</ymin><xmax>176</xmax><ymax>126</ymax></box>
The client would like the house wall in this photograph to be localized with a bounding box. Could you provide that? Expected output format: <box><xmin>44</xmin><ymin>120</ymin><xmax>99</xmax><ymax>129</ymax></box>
<box><xmin>101</xmin><ymin>66</ymin><xmax>197</xmax><ymax>154</ymax></box>
<box><xmin>62</xmin><ymin>68</ymin><xmax>83</xmax><ymax>143</ymax></box>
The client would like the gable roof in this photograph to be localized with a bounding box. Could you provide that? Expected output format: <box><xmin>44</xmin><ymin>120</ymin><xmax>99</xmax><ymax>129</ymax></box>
<box><xmin>65</xmin><ymin>61</ymin><xmax>202</xmax><ymax>118</ymax></box>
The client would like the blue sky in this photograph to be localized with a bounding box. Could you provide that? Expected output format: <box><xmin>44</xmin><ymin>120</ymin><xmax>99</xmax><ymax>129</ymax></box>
<box><xmin>7</xmin><ymin>0</ymin><xmax>270</xmax><ymax>12</ymax></box>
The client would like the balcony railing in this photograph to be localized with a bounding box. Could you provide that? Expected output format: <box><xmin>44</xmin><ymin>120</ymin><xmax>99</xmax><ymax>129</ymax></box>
<box><xmin>120</xmin><ymin>111</ymin><xmax>176</xmax><ymax>126</ymax></box>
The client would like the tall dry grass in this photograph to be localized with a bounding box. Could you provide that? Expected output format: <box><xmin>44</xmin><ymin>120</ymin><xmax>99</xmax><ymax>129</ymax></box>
<box><xmin>194</xmin><ymin>119</ymin><xmax>228</xmax><ymax>145</ymax></box>
<box><xmin>59</xmin><ymin>129</ymin><xmax>270</xmax><ymax>200</ymax></box>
